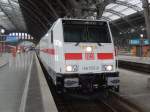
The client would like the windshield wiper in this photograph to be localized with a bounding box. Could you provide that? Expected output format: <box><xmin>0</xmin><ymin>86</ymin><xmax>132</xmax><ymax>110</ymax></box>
<box><xmin>75</xmin><ymin>42</ymin><xmax>80</xmax><ymax>46</ymax></box>
<box><xmin>97</xmin><ymin>43</ymin><xmax>103</xmax><ymax>46</ymax></box>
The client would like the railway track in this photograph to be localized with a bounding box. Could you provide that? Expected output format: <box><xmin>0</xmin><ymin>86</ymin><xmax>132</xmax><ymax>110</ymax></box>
<box><xmin>46</xmin><ymin>77</ymin><xmax>142</xmax><ymax>112</ymax></box>
<box><xmin>101</xmin><ymin>91</ymin><xmax>142</xmax><ymax>112</ymax></box>
<box><xmin>40</xmin><ymin>58</ymin><xmax>117</xmax><ymax>112</ymax></box>
<box><xmin>53</xmin><ymin>93</ymin><xmax>117</xmax><ymax>112</ymax></box>
<box><xmin>39</xmin><ymin>57</ymin><xmax>142</xmax><ymax>112</ymax></box>
<box><xmin>51</xmin><ymin>90</ymin><xmax>142</xmax><ymax>112</ymax></box>
<box><xmin>118</xmin><ymin>60</ymin><xmax>150</xmax><ymax>73</ymax></box>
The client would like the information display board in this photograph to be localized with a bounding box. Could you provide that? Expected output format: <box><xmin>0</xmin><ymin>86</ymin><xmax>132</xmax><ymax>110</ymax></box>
<box><xmin>6</xmin><ymin>36</ymin><xmax>18</xmax><ymax>42</ymax></box>
<box><xmin>143</xmin><ymin>39</ymin><xmax>150</xmax><ymax>45</ymax></box>
<box><xmin>129</xmin><ymin>39</ymin><xmax>150</xmax><ymax>45</ymax></box>
<box><xmin>129</xmin><ymin>39</ymin><xmax>140</xmax><ymax>45</ymax></box>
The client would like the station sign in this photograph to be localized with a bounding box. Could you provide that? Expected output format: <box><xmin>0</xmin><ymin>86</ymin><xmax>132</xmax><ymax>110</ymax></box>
<box><xmin>143</xmin><ymin>39</ymin><xmax>150</xmax><ymax>45</ymax></box>
<box><xmin>129</xmin><ymin>39</ymin><xmax>150</xmax><ymax>45</ymax></box>
<box><xmin>6</xmin><ymin>36</ymin><xmax>18</xmax><ymax>42</ymax></box>
<box><xmin>129</xmin><ymin>39</ymin><xmax>140</xmax><ymax>45</ymax></box>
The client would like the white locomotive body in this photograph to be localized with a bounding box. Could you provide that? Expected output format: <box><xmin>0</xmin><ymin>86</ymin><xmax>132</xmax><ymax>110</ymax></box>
<box><xmin>39</xmin><ymin>18</ymin><xmax>119</xmax><ymax>92</ymax></box>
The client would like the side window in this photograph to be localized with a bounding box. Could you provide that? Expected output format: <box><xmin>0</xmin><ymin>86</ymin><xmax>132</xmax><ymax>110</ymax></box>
<box><xmin>51</xmin><ymin>30</ymin><xmax>53</xmax><ymax>43</ymax></box>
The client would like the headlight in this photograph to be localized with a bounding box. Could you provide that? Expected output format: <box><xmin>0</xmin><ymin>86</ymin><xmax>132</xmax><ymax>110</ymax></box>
<box><xmin>66</xmin><ymin>65</ymin><xmax>78</xmax><ymax>72</ymax></box>
<box><xmin>102</xmin><ymin>65</ymin><xmax>113</xmax><ymax>71</ymax></box>
<box><xmin>66</xmin><ymin>65</ymin><xmax>72</xmax><ymax>72</ymax></box>
<box><xmin>86</xmin><ymin>46</ymin><xmax>92</xmax><ymax>52</ymax></box>
<box><xmin>17</xmin><ymin>50</ymin><xmax>20</xmax><ymax>53</ymax></box>
<box><xmin>106</xmin><ymin>65</ymin><xmax>113</xmax><ymax>71</ymax></box>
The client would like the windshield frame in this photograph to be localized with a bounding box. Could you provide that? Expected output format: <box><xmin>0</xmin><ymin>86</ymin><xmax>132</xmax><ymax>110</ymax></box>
<box><xmin>62</xmin><ymin>20</ymin><xmax>112</xmax><ymax>43</ymax></box>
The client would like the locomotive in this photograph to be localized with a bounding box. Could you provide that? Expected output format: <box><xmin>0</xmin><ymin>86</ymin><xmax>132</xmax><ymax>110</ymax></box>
<box><xmin>38</xmin><ymin>18</ymin><xmax>119</xmax><ymax>92</ymax></box>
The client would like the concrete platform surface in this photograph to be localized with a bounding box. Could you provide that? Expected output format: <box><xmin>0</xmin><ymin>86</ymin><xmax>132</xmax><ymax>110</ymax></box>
<box><xmin>118</xmin><ymin>55</ymin><xmax>150</xmax><ymax>64</ymax></box>
<box><xmin>0</xmin><ymin>52</ymin><xmax>33</xmax><ymax>112</ymax></box>
<box><xmin>0</xmin><ymin>53</ymin><xmax>9</xmax><ymax>67</ymax></box>
<box><xmin>24</xmin><ymin>55</ymin><xmax>58</xmax><ymax>112</ymax></box>
<box><xmin>0</xmin><ymin>52</ymin><xmax>58</xmax><ymax>112</ymax></box>
<box><xmin>119</xmin><ymin>68</ymin><xmax>150</xmax><ymax>112</ymax></box>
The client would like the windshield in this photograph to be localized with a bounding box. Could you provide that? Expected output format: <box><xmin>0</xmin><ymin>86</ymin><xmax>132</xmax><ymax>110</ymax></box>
<box><xmin>63</xmin><ymin>21</ymin><xmax>111</xmax><ymax>43</ymax></box>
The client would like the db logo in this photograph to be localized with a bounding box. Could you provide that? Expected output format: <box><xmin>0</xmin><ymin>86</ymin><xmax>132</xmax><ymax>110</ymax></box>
<box><xmin>85</xmin><ymin>53</ymin><xmax>94</xmax><ymax>60</ymax></box>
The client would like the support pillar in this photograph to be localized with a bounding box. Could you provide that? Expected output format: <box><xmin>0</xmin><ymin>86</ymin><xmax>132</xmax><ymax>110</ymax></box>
<box><xmin>96</xmin><ymin>0</ymin><xmax>106</xmax><ymax>19</ymax></box>
<box><xmin>67</xmin><ymin>0</ymin><xmax>82</xmax><ymax>18</ymax></box>
<box><xmin>142</xmin><ymin>0</ymin><xmax>150</xmax><ymax>38</ymax></box>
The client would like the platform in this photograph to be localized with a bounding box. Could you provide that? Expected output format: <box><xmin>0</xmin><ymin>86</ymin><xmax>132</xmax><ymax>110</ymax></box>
<box><xmin>24</xmin><ymin>54</ymin><xmax>58</xmax><ymax>112</ymax></box>
<box><xmin>0</xmin><ymin>52</ymin><xmax>58</xmax><ymax>112</ymax></box>
<box><xmin>0</xmin><ymin>52</ymin><xmax>33</xmax><ymax>112</ymax></box>
<box><xmin>0</xmin><ymin>53</ymin><xmax>9</xmax><ymax>67</ymax></box>
<box><xmin>119</xmin><ymin>68</ymin><xmax>150</xmax><ymax>112</ymax></box>
<box><xmin>117</xmin><ymin>55</ymin><xmax>150</xmax><ymax>73</ymax></box>
<box><xmin>118</xmin><ymin>55</ymin><xmax>150</xmax><ymax>64</ymax></box>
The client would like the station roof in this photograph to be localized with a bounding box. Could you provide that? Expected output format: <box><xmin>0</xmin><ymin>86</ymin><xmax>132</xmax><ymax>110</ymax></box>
<box><xmin>0</xmin><ymin>0</ymin><xmax>26</xmax><ymax>32</ymax></box>
<box><xmin>103</xmin><ymin>0</ymin><xmax>144</xmax><ymax>21</ymax></box>
<box><xmin>0</xmin><ymin>0</ymin><xmax>149</xmax><ymax>42</ymax></box>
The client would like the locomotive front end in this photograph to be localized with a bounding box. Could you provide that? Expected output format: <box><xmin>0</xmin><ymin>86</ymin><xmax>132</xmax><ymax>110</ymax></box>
<box><xmin>59</xmin><ymin>19</ymin><xmax>119</xmax><ymax>92</ymax></box>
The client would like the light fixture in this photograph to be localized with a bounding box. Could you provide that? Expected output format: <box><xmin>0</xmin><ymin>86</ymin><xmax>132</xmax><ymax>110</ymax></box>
<box><xmin>141</xmin><ymin>28</ymin><xmax>145</xmax><ymax>31</ymax></box>
<box><xmin>86</xmin><ymin>46</ymin><xmax>92</xmax><ymax>52</ymax></box>
<box><xmin>105</xmin><ymin>65</ymin><xmax>113</xmax><ymax>71</ymax></box>
<box><xmin>102</xmin><ymin>65</ymin><xmax>113</xmax><ymax>71</ymax></box>
<box><xmin>12</xmin><ymin>33</ymin><xmax>16</xmax><ymax>36</ymax></box>
<box><xmin>140</xmin><ymin>34</ymin><xmax>144</xmax><ymax>38</ymax></box>
<box><xmin>0</xmin><ymin>29</ymin><xmax>5</xmax><ymax>34</ymax></box>
<box><xmin>66</xmin><ymin>65</ymin><xmax>78</xmax><ymax>72</ymax></box>
<box><xmin>66</xmin><ymin>65</ymin><xmax>73</xmax><ymax>72</ymax></box>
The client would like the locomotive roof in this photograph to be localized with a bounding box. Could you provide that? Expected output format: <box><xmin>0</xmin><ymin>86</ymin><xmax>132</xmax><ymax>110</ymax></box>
<box><xmin>60</xmin><ymin>18</ymin><xmax>108</xmax><ymax>22</ymax></box>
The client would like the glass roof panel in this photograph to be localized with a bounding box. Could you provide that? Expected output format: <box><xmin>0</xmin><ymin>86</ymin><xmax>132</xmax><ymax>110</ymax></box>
<box><xmin>106</xmin><ymin>3</ymin><xmax>117</xmax><ymax>9</ymax></box>
<box><xmin>129</xmin><ymin>0</ymin><xmax>143</xmax><ymax>9</ymax></box>
<box><xmin>136</xmin><ymin>2</ymin><xmax>143</xmax><ymax>8</ymax></box>
<box><xmin>0</xmin><ymin>16</ymin><xmax>8</xmax><ymax>20</ymax></box>
<box><xmin>4</xmin><ymin>6</ymin><xmax>12</xmax><ymax>10</ymax></box>
<box><xmin>103</xmin><ymin>0</ymin><xmax>143</xmax><ymax>21</ymax></box>
<box><xmin>0</xmin><ymin>11</ymin><xmax>5</xmax><ymax>16</ymax></box>
<box><xmin>103</xmin><ymin>12</ymin><xmax>112</xmax><ymax>17</ymax></box>
<box><xmin>121</xmin><ymin>8</ymin><xmax>137</xmax><ymax>16</ymax></box>
<box><xmin>0</xmin><ymin>0</ymin><xmax>9</xmax><ymax>4</ymax></box>
<box><xmin>10</xmin><ymin>1</ymin><xmax>19</xmax><ymax>7</ymax></box>
<box><xmin>128</xmin><ymin>0</ymin><xmax>140</xmax><ymax>4</ymax></box>
<box><xmin>109</xmin><ymin>15</ymin><xmax>120</xmax><ymax>20</ymax></box>
<box><xmin>111</xmin><ymin>5</ymin><xmax>128</xmax><ymax>11</ymax></box>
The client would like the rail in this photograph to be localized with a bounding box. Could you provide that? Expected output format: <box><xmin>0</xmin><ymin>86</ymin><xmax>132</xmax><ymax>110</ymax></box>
<box><xmin>118</xmin><ymin>60</ymin><xmax>150</xmax><ymax>73</ymax></box>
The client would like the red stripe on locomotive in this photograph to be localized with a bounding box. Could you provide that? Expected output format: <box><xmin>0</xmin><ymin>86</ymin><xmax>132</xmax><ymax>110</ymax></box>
<box><xmin>47</xmin><ymin>49</ymin><xmax>55</xmax><ymax>55</ymax></box>
<box><xmin>65</xmin><ymin>53</ymin><xmax>82</xmax><ymax>60</ymax></box>
<box><xmin>97</xmin><ymin>53</ymin><xmax>114</xmax><ymax>60</ymax></box>
<box><xmin>41</xmin><ymin>48</ymin><xmax>55</xmax><ymax>55</ymax></box>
